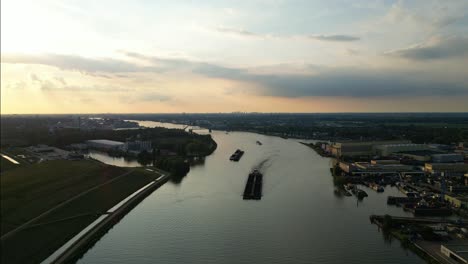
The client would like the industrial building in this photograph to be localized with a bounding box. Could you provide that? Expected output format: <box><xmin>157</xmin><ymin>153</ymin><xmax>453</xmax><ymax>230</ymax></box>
<box><xmin>30</xmin><ymin>145</ymin><xmax>55</xmax><ymax>153</ymax></box>
<box><xmin>86</xmin><ymin>139</ymin><xmax>125</xmax><ymax>151</ymax></box>
<box><xmin>441</xmin><ymin>243</ymin><xmax>468</xmax><ymax>263</ymax></box>
<box><xmin>26</xmin><ymin>145</ymin><xmax>70</xmax><ymax>160</ymax></box>
<box><xmin>339</xmin><ymin>161</ymin><xmax>354</xmax><ymax>173</ymax></box>
<box><xmin>354</xmin><ymin>162</ymin><xmax>414</xmax><ymax>172</ymax></box>
<box><xmin>424</xmin><ymin>163</ymin><xmax>468</xmax><ymax>175</ymax></box>
<box><xmin>432</xmin><ymin>153</ymin><xmax>464</xmax><ymax>163</ymax></box>
<box><xmin>370</xmin><ymin>159</ymin><xmax>400</xmax><ymax>165</ymax></box>
<box><xmin>339</xmin><ymin>159</ymin><xmax>415</xmax><ymax>175</ymax></box>
<box><xmin>444</xmin><ymin>195</ymin><xmax>468</xmax><ymax>208</ymax></box>
<box><xmin>328</xmin><ymin>140</ymin><xmax>411</xmax><ymax>157</ymax></box>
<box><xmin>123</xmin><ymin>140</ymin><xmax>152</xmax><ymax>155</ymax></box>
<box><xmin>397</xmin><ymin>150</ymin><xmax>444</xmax><ymax>162</ymax></box>
<box><xmin>374</xmin><ymin>144</ymin><xmax>429</xmax><ymax>156</ymax></box>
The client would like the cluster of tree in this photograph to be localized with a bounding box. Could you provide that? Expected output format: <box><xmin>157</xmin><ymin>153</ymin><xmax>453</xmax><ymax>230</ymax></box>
<box><xmin>155</xmin><ymin>157</ymin><xmax>190</xmax><ymax>180</ymax></box>
<box><xmin>1</xmin><ymin>117</ymin><xmax>217</xmax><ymax>157</ymax></box>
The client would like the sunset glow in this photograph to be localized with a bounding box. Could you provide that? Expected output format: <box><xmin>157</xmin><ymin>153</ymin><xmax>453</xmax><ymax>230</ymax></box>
<box><xmin>2</xmin><ymin>0</ymin><xmax>468</xmax><ymax>113</ymax></box>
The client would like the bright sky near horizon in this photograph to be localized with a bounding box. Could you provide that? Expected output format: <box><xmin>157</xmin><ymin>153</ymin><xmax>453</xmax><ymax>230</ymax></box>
<box><xmin>1</xmin><ymin>0</ymin><xmax>468</xmax><ymax>113</ymax></box>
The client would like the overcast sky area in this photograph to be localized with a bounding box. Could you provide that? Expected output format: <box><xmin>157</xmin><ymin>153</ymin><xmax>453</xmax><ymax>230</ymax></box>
<box><xmin>1</xmin><ymin>0</ymin><xmax>468</xmax><ymax>113</ymax></box>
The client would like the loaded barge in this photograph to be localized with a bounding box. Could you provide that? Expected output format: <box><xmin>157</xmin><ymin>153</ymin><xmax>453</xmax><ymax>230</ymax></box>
<box><xmin>243</xmin><ymin>170</ymin><xmax>263</xmax><ymax>200</ymax></box>
<box><xmin>230</xmin><ymin>149</ymin><xmax>244</xmax><ymax>161</ymax></box>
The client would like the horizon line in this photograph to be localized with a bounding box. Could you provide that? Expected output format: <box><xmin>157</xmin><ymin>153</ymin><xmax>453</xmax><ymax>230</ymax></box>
<box><xmin>2</xmin><ymin>112</ymin><xmax>468</xmax><ymax>115</ymax></box>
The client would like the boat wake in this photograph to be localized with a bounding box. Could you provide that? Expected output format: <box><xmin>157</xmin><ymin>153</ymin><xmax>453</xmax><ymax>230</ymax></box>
<box><xmin>252</xmin><ymin>156</ymin><xmax>274</xmax><ymax>173</ymax></box>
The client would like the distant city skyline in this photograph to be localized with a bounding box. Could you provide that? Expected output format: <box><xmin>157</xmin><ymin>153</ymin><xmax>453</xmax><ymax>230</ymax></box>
<box><xmin>1</xmin><ymin>0</ymin><xmax>468</xmax><ymax>113</ymax></box>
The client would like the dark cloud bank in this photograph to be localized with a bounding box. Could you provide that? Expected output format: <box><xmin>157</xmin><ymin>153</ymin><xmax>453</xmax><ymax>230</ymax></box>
<box><xmin>2</xmin><ymin>50</ymin><xmax>467</xmax><ymax>98</ymax></box>
<box><xmin>386</xmin><ymin>36</ymin><xmax>468</xmax><ymax>60</ymax></box>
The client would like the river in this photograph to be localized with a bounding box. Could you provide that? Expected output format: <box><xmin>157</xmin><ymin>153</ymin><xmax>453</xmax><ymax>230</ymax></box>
<box><xmin>78</xmin><ymin>121</ymin><xmax>425</xmax><ymax>264</ymax></box>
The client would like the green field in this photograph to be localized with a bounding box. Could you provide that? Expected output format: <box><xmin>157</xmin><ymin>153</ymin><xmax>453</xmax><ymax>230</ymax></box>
<box><xmin>0</xmin><ymin>159</ymin><xmax>162</xmax><ymax>264</ymax></box>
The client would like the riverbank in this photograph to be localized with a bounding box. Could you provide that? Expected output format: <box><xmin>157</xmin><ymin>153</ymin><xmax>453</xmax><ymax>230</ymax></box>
<box><xmin>299</xmin><ymin>141</ymin><xmax>331</xmax><ymax>157</ymax></box>
<box><xmin>371</xmin><ymin>217</ymin><xmax>440</xmax><ymax>264</ymax></box>
<box><xmin>370</xmin><ymin>215</ymin><xmax>466</xmax><ymax>264</ymax></box>
<box><xmin>49</xmin><ymin>170</ymin><xmax>170</xmax><ymax>263</ymax></box>
<box><xmin>0</xmin><ymin>159</ymin><xmax>167</xmax><ymax>264</ymax></box>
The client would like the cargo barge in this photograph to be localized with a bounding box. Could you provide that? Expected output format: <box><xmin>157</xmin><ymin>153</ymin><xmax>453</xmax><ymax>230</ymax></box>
<box><xmin>230</xmin><ymin>149</ymin><xmax>244</xmax><ymax>161</ymax></box>
<box><xmin>243</xmin><ymin>169</ymin><xmax>263</xmax><ymax>200</ymax></box>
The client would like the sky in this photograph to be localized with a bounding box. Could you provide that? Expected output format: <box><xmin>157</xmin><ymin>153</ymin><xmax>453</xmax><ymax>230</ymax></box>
<box><xmin>1</xmin><ymin>0</ymin><xmax>468</xmax><ymax>114</ymax></box>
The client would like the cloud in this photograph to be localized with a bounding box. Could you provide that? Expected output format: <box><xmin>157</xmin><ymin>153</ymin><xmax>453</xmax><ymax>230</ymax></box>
<box><xmin>29</xmin><ymin>75</ymin><xmax>132</xmax><ymax>93</ymax></box>
<box><xmin>214</xmin><ymin>26</ymin><xmax>259</xmax><ymax>38</ymax></box>
<box><xmin>253</xmin><ymin>70</ymin><xmax>467</xmax><ymax>98</ymax></box>
<box><xmin>385</xmin><ymin>36</ymin><xmax>468</xmax><ymax>60</ymax></box>
<box><xmin>212</xmin><ymin>26</ymin><xmax>360</xmax><ymax>42</ymax></box>
<box><xmin>3</xmin><ymin>51</ymin><xmax>467</xmax><ymax>99</ymax></box>
<box><xmin>308</xmin><ymin>34</ymin><xmax>360</xmax><ymax>42</ymax></box>
<box><xmin>41</xmin><ymin>84</ymin><xmax>131</xmax><ymax>92</ymax></box>
<box><xmin>164</xmin><ymin>53</ymin><xmax>466</xmax><ymax>98</ymax></box>
<box><xmin>119</xmin><ymin>51</ymin><xmax>197</xmax><ymax>70</ymax></box>
<box><xmin>1</xmin><ymin>53</ymin><xmax>161</xmax><ymax>73</ymax></box>
<box><xmin>137</xmin><ymin>93</ymin><xmax>172</xmax><ymax>102</ymax></box>
<box><xmin>119</xmin><ymin>92</ymin><xmax>172</xmax><ymax>104</ymax></box>
<box><xmin>345</xmin><ymin>49</ymin><xmax>359</xmax><ymax>56</ymax></box>
<box><xmin>30</xmin><ymin>74</ymin><xmax>40</xmax><ymax>82</ymax></box>
<box><xmin>54</xmin><ymin>76</ymin><xmax>67</xmax><ymax>85</ymax></box>
<box><xmin>6</xmin><ymin>81</ymin><xmax>27</xmax><ymax>90</ymax></box>
<box><xmin>193</xmin><ymin>64</ymin><xmax>467</xmax><ymax>98</ymax></box>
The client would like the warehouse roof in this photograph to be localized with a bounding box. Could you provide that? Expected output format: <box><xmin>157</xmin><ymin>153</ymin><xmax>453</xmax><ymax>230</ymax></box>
<box><xmin>398</xmin><ymin>150</ymin><xmax>444</xmax><ymax>156</ymax></box>
<box><xmin>86</xmin><ymin>139</ymin><xmax>124</xmax><ymax>146</ymax></box>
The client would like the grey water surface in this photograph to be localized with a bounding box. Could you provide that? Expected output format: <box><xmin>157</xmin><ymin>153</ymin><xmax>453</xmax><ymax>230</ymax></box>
<box><xmin>78</xmin><ymin>122</ymin><xmax>424</xmax><ymax>264</ymax></box>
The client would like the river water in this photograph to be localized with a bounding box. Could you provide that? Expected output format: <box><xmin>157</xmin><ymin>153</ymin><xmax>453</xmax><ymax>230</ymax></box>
<box><xmin>78</xmin><ymin>121</ymin><xmax>425</xmax><ymax>264</ymax></box>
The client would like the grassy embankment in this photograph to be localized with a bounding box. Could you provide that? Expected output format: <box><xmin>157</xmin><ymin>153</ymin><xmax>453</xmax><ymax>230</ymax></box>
<box><xmin>1</xmin><ymin>159</ymin><xmax>163</xmax><ymax>264</ymax></box>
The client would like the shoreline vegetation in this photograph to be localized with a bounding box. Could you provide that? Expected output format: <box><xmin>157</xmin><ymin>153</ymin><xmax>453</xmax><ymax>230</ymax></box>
<box><xmin>112</xmin><ymin>113</ymin><xmax>468</xmax><ymax>145</ymax></box>
<box><xmin>1</xmin><ymin>116</ymin><xmax>218</xmax><ymax>179</ymax></box>
<box><xmin>0</xmin><ymin>118</ymin><xmax>218</xmax><ymax>264</ymax></box>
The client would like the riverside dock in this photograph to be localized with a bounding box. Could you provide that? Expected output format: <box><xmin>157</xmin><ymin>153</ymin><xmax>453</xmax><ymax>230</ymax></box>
<box><xmin>387</xmin><ymin>196</ymin><xmax>421</xmax><ymax>205</ymax></box>
<box><xmin>370</xmin><ymin>215</ymin><xmax>467</xmax><ymax>225</ymax></box>
<box><xmin>243</xmin><ymin>170</ymin><xmax>263</xmax><ymax>200</ymax></box>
